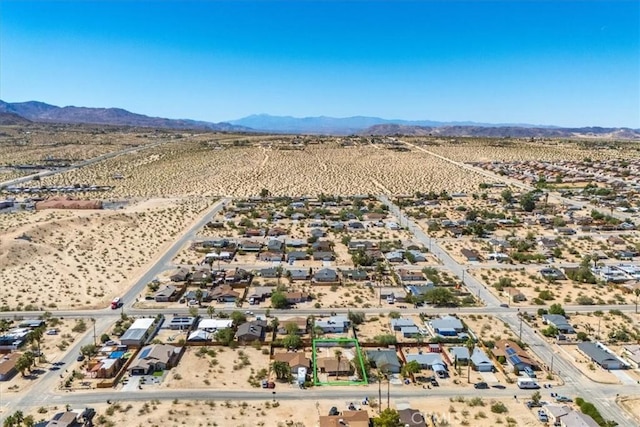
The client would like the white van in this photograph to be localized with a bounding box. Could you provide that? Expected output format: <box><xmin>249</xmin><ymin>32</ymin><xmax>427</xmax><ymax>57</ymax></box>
<box><xmin>517</xmin><ymin>378</ymin><xmax>540</xmax><ymax>389</ymax></box>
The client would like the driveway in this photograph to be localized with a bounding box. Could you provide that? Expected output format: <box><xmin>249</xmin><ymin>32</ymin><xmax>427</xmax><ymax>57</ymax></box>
<box><xmin>611</xmin><ymin>370</ymin><xmax>637</xmax><ymax>385</ymax></box>
<box><xmin>479</xmin><ymin>372</ymin><xmax>499</xmax><ymax>383</ymax></box>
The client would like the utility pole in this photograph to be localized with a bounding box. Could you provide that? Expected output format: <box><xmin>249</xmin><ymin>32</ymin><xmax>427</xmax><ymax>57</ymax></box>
<box><xmin>92</xmin><ymin>318</ymin><xmax>96</xmax><ymax>346</ymax></box>
<box><xmin>550</xmin><ymin>353</ymin><xmax>555</xmax><ymax>378</ymax></box>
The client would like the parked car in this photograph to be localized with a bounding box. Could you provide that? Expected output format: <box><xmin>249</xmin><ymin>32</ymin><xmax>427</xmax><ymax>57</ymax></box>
<box><xmin>555</xmin><ymin>396</ymin><xmax>573</xmax><ymax>403</ymax></box>
<box><xmin>329</xmin><ymin>407</ymin><xmax>339</xmax><ymax>416</ymax></box>
<box><xmin>537</xmin><ymin>410</ymin><xmax>548</xmax><ymax>422</ymax></box>
<box><xmin>76</xmin><ymin>354</ymin><xmax>85</xmax><ymax>362</ymax></box>
<box><xmin>474</xmin><ymin>382</ymin><xmax>489</xmax><ymax>389</ymax></box>
<box><xmin>526</xmin><ymin>401</ymin><xmax>542</xmax><ymax>408</ymax></box>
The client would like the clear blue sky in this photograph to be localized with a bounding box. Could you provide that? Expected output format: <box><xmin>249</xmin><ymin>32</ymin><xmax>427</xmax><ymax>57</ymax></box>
<box><xmin>1</xmin><ymin>0</ymin><xmax>638</xmax><ymax>127</ymax></box>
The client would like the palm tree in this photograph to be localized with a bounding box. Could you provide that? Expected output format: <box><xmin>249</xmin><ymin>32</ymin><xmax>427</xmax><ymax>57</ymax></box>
<box><xmin>465</xmin><ymin>337</ymin><xmax>476</xmax><ymax>383</ymax></box>
<box><xmin>207</xmin><ymin>305</ymin><xmax>216</xmax><ymax>319</ymax></box>
<box><xmin>334</xmin><ymin>349</ymin><xmax>343</xmax><ymax>381</ymax></box>
<box><xmin>271</xmin><ymin>360</ymin><xmax>290</xmax><ymax>381</ymax></box>
<box><xmin>12</xmin><ymin>411</ymin><xmax>23</xmax><ymax>426</ymax></box>
<box><xmin>195</xmin><ymin>289</ymin><xmax>204</xmax><ymax>306</ymax></box>
<box><xmin>28</xmin><ymin>326</ymin><xmax>45</xmax><ymax>362</ymax></box>
<box><xmin>3</xmin><ymin>414</ymin><xmax>15</xmax><ymax>427</ymax></box>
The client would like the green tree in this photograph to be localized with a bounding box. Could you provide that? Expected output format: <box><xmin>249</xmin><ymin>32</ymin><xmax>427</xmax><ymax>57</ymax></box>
<box><xmin>80</xmin><ymin>344</ymin><xmax>98</xmax><ymax>358</ymax></box>
<box><xmin>28</xmin><ymin>326</ymin><xmax>45</xmax><ymax>358</ymax></box>
<box><xmin>519</xmin><ymin>192</ymin><xmax>536</xmax><ymax>212</ymax></box>
<box><xmin>548</xmin><ymin>303</ymin><xmax>565</xmax><ymax>316</ymax></box>
<box><xmin>401</xmin><ymin>360</ymin><xmax>420</xmax><ymax>378</ymax></box>
<box><xmin>23</xmin><ymin>415</ymin><xmax>35</xmax><ymax>427</ymax></box>
<box><xmin>531</xmin><ymin>391</ymin><xmax>542</xmax><ymax>405</ymax></box>
<box><xmin>373</xmin><ymin>334</ymin><xmax>397</xmax><ymax>345</ymax></box>
<box><xmin>207</xmin><ymin>306</ymin><xmax>216</xmax><ymax>319</ymax></box>
<box><xmin>423</xmin><ymin>287</ymin><xmax>457</xmax><ymax>307</ymax></box>
<box><xmin>188</xmin><ymin>306</ymin><xmax>199</xmax><ymax>318</ymax></box>
<box><xmin>15</xmin><ymin>353</ymin><xmax>34</xmax><ymax>377</ymax></box>
<box><xmin>501</xmin><ymin>189</ymin><xmax>513</xmax><ymax>203</ymax></box>
<box><xmin>348</xmin><ymin>311</ymin><xmax>366</xmax><ymax>325</ymax></box>
<box><xmin>271</xmin><ymin>360</ymin><xmax>291</xmax><ymax>381</ymax></box>
<box><xmin>270</xmin><ymin>291</ymin><xmax>288</xmax><ymax>309</ymax></box>
<box><xmin>100</xmin><ymin>333</ymin><xmax>111</xmax><ymax>344</ymax></box>
<box><xmin>195</xmin><ymin>289</ymin><xmax>204</xmax><ymax>306</ymax></box>
<box><xmin>373</xmin><ymin>408</ymin><xmax>403</xmax><ymax>427</ymax></box>
<box><xmin>230</xmin><ymin>311</ymin><xmax>247</xmax><ymax>327</ymax></box>
<box><xmin>282</xmin><ymin>334</ymin><xmax>302</xmax><ymax>350</ymax></box>
<box><xmin>216</xmin><ymin>328</ymin><xmax>235</xmax><ymax>346</ymax></box>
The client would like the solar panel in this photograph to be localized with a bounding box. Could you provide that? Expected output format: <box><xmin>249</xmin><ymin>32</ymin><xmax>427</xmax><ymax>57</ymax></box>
<box><xmin>509</xmin><ymin>355</ymin><xmax>522</xmax><ymax>365</ymax></box>
<box><xmin>139</xmin><ymin>347</ymin><xmax>152</xmax><ymax>358</ymax></box>
<box><xmin>505</xmin><ymin>347</ymin><xmax>516</xmax><ymax>356</ymax></box>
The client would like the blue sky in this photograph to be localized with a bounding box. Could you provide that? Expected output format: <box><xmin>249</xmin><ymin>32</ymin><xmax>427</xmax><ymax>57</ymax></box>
<box><xmin>1</xmin><ymin>0</ymin><xmax>638</xmax><ymax>127</ymax></box>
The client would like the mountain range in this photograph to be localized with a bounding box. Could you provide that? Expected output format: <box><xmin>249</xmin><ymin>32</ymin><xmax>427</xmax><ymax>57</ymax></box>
<box><xmin>1</xmin><ymin>100</ymin><xmax>638</xmax><ymax>139</ymax></box>
<box><xmin>0</xmin><ymin>100</ymin><xmax>252</xmax><ymax>132</ymax></box>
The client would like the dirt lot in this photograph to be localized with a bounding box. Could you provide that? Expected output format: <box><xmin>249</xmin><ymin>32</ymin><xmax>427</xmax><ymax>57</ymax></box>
<box><xmin>163</xmin><ymin>346</ymin><xmax>272</xmax><ymax>390</ymax></box>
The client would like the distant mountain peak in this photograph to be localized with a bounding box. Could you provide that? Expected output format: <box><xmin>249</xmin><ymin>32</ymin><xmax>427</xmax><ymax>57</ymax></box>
<box><xmin>0</xmin><ymin>100</ymin><xmax>253</xmax><ymax>132</ymax></box>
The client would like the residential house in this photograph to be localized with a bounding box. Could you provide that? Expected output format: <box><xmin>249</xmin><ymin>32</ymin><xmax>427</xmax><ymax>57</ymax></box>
<box><xmin>187</xmin><ymin>330</ymin><xmax>211</xmax><ymax>342</ymax></box>
<box><xmin>266</xmin><ymin>239</ymin><xmax>285</xmax><ymax>252</ymax></box>
<box><xmin>315</xmin><ymin>316</ymin><xmax>350</xmax><ymax>333</ymax></box>
<box><xmin>210</xmin><ymin>285</ymin><xmax>240</xmax><ymax>303</ymax></box>
<box><xmin>319</xmin><ymin>410</ymin><xmax>370</xmax><ymax>427</ymax></box>
<box><xmin>380</xmin><ymin>287</ymin><xmax>408</xmax><ymax>302</ymax></box>
<box><xmin>154</xmin><ymin>285</ymin><xmax>179</xmax><ymax>302</ymax></box>
<box><xmin>236</xmin><ymin>320</ymin><xmax>267</xmax><ymax>343</ymax></box>
<box><xmin>540</xmin><ymin>267</ymin><xmax>566</xmax><ymax>280</ymax></box>
<box><xmin>622</xmin><ymin>344</ymin><xmax>640</xmax><ymax>368</ymax></box>
<box><xmin>397</xmin><ymin>268</ymin><xmax>425</xmax><ymax>282</ymax></box>
<box><xmin>312</xmin><ymin>240</ymin><xmax>333</xmax><ymax>251</ymax></box>
<box><xmin>272</xmin><ymin>352</ymin><xmax>311</xmax><ymax>374</ymax></box>
<box><xmin>239</xmin><ymin>240</ymin><xmax>262</xmax><ymax>252</ymax></box>
<box><xmin>244</xmin><ymin>228</ymin><xmax>265</xmax><ymax>238</ymax></box>
<box><xmin>190</xmin><ymin>269</ymin><xmax>211</xmax><ymax>285</ymax></box>
<box><xmin>607</xmin><ymin>236</ymin><xmax>625</xmax><ymax>246</ymax></box>
<box><xmin>289</xmin><ymin>269</ymin><xmax>311</xmax><ymax>281</ymax></box>
<box><xmin>120</xmin><ymin>318</ymin><xmax>158</xmax><ymax>348</ymax></box>
<box><xmin>277</xmin><ymin>317</ymin><xmax>308</xmax><ymax>335</ymax></box>
<box><xmin>197</xmin><ymin>318</ymin><xmax>233</xmax><ymax>332</ymax></box>
<box><xmin>313</xmin><ymin>268</ymin><xmax>339</xmax><ymax>283</ymax></box>
<box><xmin>268</xmin><ymin>227</ymin><xmax>288</xmax><ymax>237</ymax></box>
<box><xmin>167</xmin><ymin>316</ymin><xmax>196</xmax><ymax>331</ymax></box>
<box><xmin>287</xmin><ymin>251</ymin><xmax>309</xmax><ymax>262</ymax></box>
<box><xmin>0</xmin><ymin>352</ymin><xmax>20</xmax><ymax>381</ymax></box>
<box><xmin>128</xmin><ymin>344</ymin><xmax>180</xmax><ymax>375</ymax></box>
<box><xmin>385</xmin><ymin>251</ymin><xmax>404</xmax><ymax>263</ymax></box>
<box><xmin>259</xmin><ymin>251</ymin><xmax>284</xmax><ymax>262</ymax></box>
<box><xmin>461</xmin><ymin>248</ymin><xmax>480</xmax><ymax>262</ymax></box>
<box><xmin>542</xmin><ymin>405</ymin><xmax>572</xmax><ymax>426</ymax></box>
<box><xmin>405</xmin><ymin>352</ymin><xmax>448</xmax><ymax>376</ymax></box>
<box><xmin>224</xmin><ymin>268</ymin><xmax>252</xmax><ymax>285</ymax></box>
<box><xmin>542</xmin><ymin>314</ymin><xmax>575</xmax><ymax>334</ymax></box>
<box><xmin>449</xmin><ymin>347</ymin><xmax>470</xmax><ymax>363</ymax></box>
<box><xmin>313</xmin><ymin>251</ymin><xmax>335</xmax><ymax>261</ymax></box>
<box><xmin>247</xmin><ymin>286</ymin><xmax>274</xmax><ymax>304</ymax></box>
<box><xmin>407</xmin><ymin>249</ymin><xmax>426</xmax><ymax>262</ymax></box>
<box><xmin>341</xmin><ymin>269</ymin><xmax>369</xmax><ymax>281</ymax></box>
<box><xmin>310</xmin><ymin>228</ymin><xmax>326</xmax><ymax>238</ymax></box>
<box><xmin>398</xmin><ymin>409</ymin><xmax>426</xmax><ymax>427</ymax></box>
<box><xmin>284</xmin><ymin>291</ymin><xmax>309</xmax><ymax>305</ymax></box>
<box><xmin>286</xmin><ymin>239</ymin><xmax>307</xmax><ymax>248</ymax></box>
<box><xmin>169</xmin><ymin>268</ymin><xmax>190</xmax><ymax>282</ymax></box>
<box><xmin>390</xmin><ymin>318</ymin><xmax>415</xmax><ymax>332</ymax></box>
<box><xmin>348</xmin><ymin>240</ymin><xmax>375</xmax><ymax>252</ymax></box>
<box><xmin>183</xmin><ymin>290</ymin><xmax>211</xmax><ymax>303</ymax></box>
<box><xmin>258</xmin><ymin>268</ymin><xmax>279</xmax><ymax>279</ymax></box>
<box><xmin>560</xmin><ymin>411</ymin><xmax>600</xmax><ymax>427</ymax></box>
<box><xmin>316</xmin><ymin>357</ymin><xmax>352</xmax><ymax>377</ymax></box>
<box><xmin>405</xmin><ymin>284</ymin><xmax>436</xmax><ymax>297</ymax></box>
<box><xmin>502</xmin><ymin>287</ymin><xmax>526</xmax><ymax>302</ymax></box>
<box><xmin>427</xmin><ymin>316</ymin><xmax>464</xmax><ymax>337</ymax></box>
<box><xmin>492</xmin><ymin>340</ymin><xmax>539</xmax><ymax>371</ymax></box>
<box><xmin>366</xmin><ymin>349</ymin><xmax>401</xmax><ymax>374</ymax></box>
<box><xmin>577</xmin><ymin>342</ymin><xmax>627</xmax><ymax>370</ymax></box>
<box><xmin>45</xmin><ymin>408</ymin><xmax>96</xmax><ymax>427</ymax></box>
<box><xmin>470</xmin><ymin>348</ymin><xmax>495</xmax><ymax>372</ymax></box>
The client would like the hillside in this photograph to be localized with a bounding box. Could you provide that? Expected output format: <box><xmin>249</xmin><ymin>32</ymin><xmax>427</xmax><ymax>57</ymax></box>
<box><xmin>361</xmin><ymin>124</ymin><xmax>640</xmax><ymax>139</ymax></box>
<box><xmin>0</xmin><ymin>100</ymin><xmax>252</xmax><ymax>132</ymax></box>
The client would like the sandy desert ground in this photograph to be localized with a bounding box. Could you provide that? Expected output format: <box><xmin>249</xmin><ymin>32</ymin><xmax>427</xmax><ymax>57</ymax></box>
<box><xmin>0</xmin><ymin>197</ymin><xmax>212</xmax><ymax>310</ymax></box>
<box><xmin>23</xmin><ymin>395</ymin><xmax>544</xmax><ymax>427</ymax></box>
<box><xmin>22</xmin><ymin>140</ymin><xmax>489</xmax><ymax>198</ymax></box>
